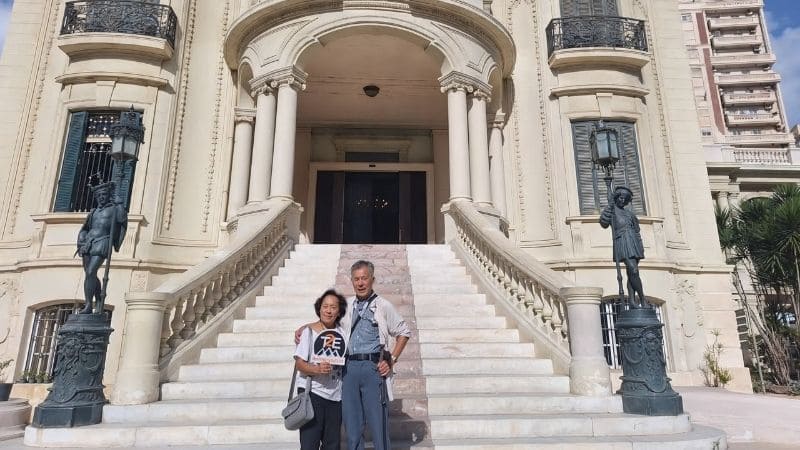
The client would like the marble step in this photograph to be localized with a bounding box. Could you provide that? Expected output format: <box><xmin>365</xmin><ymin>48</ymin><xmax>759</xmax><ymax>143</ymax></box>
<box><xmin>232</xmin><ymin>318</ymin><xmax>312</xmax><ymax>332</ymax></box>
<box><xmin>217</xmin><ymin>331</ymin><xmax>303</xmax><ymax>347</ymax></box>
<box><xmin>407</xmin><ymin>284</ymin><xmax>478</xmax><ymax>294</ymax></box>
<box><xmin>199</xmin><ymin>345</ymin><xmax>294</xmax><ymax>363</ymax></box>
<box><xmin>419</xmin><ymin>342</ymin><xmax>535</xmax><ymax>358</ymax></box>
<box><xmin>430</xmin><ymin>425</ymin><xmax>727</xmax><ymax>450</ymax></box>
<box><xmin>178</xmin><ymin>361</ymin><xmax>294</xmax><ymax>381</ymax></box>
<box><xmin>415</xmin><ymin>316</ymin><xmax>508</xmax><ymax>329</ymax></box>
<box><xmin>417</xmin><ymin>328</ymin><xmax>520</xmax><ymax>343</ymax></box>
<box><xmin>413</xmin><ymin>302</ymin><xmax>495</xmax><ymax>317</ymax></box>
<box><xmin>425</xmin><ymin>374</ymin><xmax>569</xmax><ymax>394</ymax></box>
<box><xmin>162</xmin><ymin>377</ymin><xmax>425</xmax><ymax>400</ymax></box>
<box><xmin>427</xmin><ymin>393</ymin><xmax>622</xmax><ymax>415</ymax></box>
<box><xmin>428</xmin><ymin>413</ymin><xmax>692</xmax><ymax>440</ymax></box>
<box><xmin>411</xmin><ymin>293</ymin><xmax>487</xmax><ymax>305</ymax></box>
<box><xmin>420</xmin><ymin>357</ymin><xmax>554</xmax><ymax>376</ymax></box>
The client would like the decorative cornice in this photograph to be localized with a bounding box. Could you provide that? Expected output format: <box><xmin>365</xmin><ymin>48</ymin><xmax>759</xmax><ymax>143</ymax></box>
<box><xmin>233</xmin><ymin>107</ymin><xmax>256</xmax><ymax>123</ymax></box>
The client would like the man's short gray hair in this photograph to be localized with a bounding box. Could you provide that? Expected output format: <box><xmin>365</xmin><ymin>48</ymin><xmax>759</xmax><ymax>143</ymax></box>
<box><xmin>350</xmin><ymin>260</ymin><xmax>374</xmax><ymax>277</ymax></box>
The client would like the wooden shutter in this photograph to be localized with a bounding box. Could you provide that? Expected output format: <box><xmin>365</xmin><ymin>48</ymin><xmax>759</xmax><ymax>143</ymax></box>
<box><xmin>572</xmin><ymin>120</ymin><xmax>646</xmax><ymax>215</ymax></box>
<box><xmin>53</xmin><ymin>112</ymin><xmax>89</xmax><ymax>212</ymax></box>
<box><xmin>562</xmin><ymin>0</ymin><xmax>618</xmax><ymax>16</ymax></box>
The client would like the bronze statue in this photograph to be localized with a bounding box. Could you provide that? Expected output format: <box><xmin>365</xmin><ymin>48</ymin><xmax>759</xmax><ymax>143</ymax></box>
<box><xmin>76</xmin><ymin>182</ymin><xmax>127</xmax><ymax>314</ymax></box>
<box><xmin>600</xmin><ymin>186</ymin><xmax>646</xmax><ymax>307</ymax></box>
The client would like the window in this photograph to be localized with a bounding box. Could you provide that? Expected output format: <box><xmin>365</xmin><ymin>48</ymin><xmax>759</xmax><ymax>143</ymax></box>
<box><xmin>560</xmin><ymin>0</ymin><xmax>618</xmax><ymax>16</ymax></box>
<box><xmin>572</xmin><ymin>120</ymin><xmax>647</xmax><ymax>215</ymax></box>
<box><xmin>681</xmin><ymin>14</ymin><xmax>692</xmax><ymax>23</ymax></box>
<box><xmin>600</xmin><ymin>298</ymin><xmax>667</xmax><ymax>370</ymax></box>
<box><xmin>54</xmin><ymin>111</ymin><xmax>135</xmax><ymax>212</ymax></box>
<box><xmin>23</xmin><ymin>303</ymin><xmax>113</xmax><ymax>379</ymax></box>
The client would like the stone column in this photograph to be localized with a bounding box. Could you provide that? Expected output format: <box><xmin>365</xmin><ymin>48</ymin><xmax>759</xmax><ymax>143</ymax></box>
<box><xmin>441</xmin><ymin>74</ymin><xmax>472</xmax><ymax>202</ymax></box>
<box><xmin>110</xmin><ymin>293</ymin><xmax>169</xmax><ymax>405</ymax></box>
<box><xmin>227</xmin><ymin>108</ymin><xmax>255</xmax><ymax>217</ymax></box>
<box><xmin>468</xmin><ymin>90</ymin><xmax>493</xmax><ymax>206</ymax></box>
<box><xmin>714</xmin><ymin>191</ymin><xmax>727</xmax><ymax>211</ymax></box>
<box><xmin>269</xmin><ymin>68</ymin><xmax>307</xmax><ymax>200</ymax></box>
<box><xmin>248</xmin><ymin>87</ymin><xmax>278</xmax><ymax>203</ymax></box>
<box><xmin>488</xmin><ymin>116</ymin><xmax>507</xmax><ymax>216</ymax></box>
<box><xmin>560</xmin><ymin>286</ymin><xmax>612</xmax><ymax>396</ymax></box>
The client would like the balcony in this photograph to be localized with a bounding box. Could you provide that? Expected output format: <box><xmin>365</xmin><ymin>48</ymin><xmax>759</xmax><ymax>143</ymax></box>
<box><xmin>711</xmin><ymin>34</ymin><xmax>762</xmax><ymax>49</ymax></box>
<box><xmin>546</xmin><ymin>16</ymin><xmax>648</xmax><ymax>55</ymax></box>
<box><xmin>721</xmin><ymin>91</ymin><xmax>776</xmax><ymax>105</ymax></box>
<box><xmin>733</xmin><ymin>148</ymin><xmax>791</xmax><ymax>165</ymax></box>
<box><xmin>710</xmin><ymin>52</ymin><xmax>776</xmax><ymax>68</ymax></box>
<box><xmin>703</xmin><ymin>0</ymin><xmax>764</xmax><ymax>13</ymax></box>
<box><xmin>716</xmin><ymin>71</ymin><xmax>781</xmax><ymax>86</ymax></box>
<box><xmin>58</xmin><ymin>0</ymin><xmax>178</xmax><ymax>59</ymax></box>
<box><xmin>725</xmin><ymin>112</ymin><xmax>781</xmax><ymax>127</ymax></box>
<box><xmin>707</xmin><ymin>16</ymin><xmax>760</xmax><ymax>30</ymax></box>
<box><xmin>725</xmin><ymin>133</ymin><xmax>794</xmax><ymax>146</ymax></box>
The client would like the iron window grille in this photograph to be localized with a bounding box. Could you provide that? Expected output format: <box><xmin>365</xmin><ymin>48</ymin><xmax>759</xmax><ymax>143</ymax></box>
<box><xmin>54</xmin><ymin>111</ymin><xmax>136</xmax><ymax>213</ymax></box>
<box><xmin>60</xmin><ymin>0</ymin><xmax>178</xmax><ymax>48</ymax></box>
<box><xmin>546</xmin><ymin>16</ymin><xmax>648</xmax><ymax>56</ymax></box>
<box><xmin>600</xmin><ymin>298</ymin><xmax>668</xmax><ymax>370</ymax></box>
<box><xmin>23</xmin><ymin>303</ymin><xmax>113</xmax><ymax>379</ymax></box>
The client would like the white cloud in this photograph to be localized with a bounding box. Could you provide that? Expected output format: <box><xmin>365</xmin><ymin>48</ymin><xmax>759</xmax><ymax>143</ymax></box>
<box><xmin>771</xmin><ymin>26</ymin><xmax>800</xmax><ymax>128</ymax></box>
<box><xmin>0</xmin><ymin>1</ymin><xmax>12</xmax><ymax>55</ymax></box>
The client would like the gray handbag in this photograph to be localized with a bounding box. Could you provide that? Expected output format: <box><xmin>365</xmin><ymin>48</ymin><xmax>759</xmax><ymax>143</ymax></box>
<box><xmin>282</xmin><ymin>328</ymin><xmax>314</xmax><ymax>430</ymax></box>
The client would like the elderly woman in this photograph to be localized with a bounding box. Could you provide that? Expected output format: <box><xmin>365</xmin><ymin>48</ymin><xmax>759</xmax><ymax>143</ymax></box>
<box><xmin>293</xmin><ymin>289</ymin><xmax>348</xmax><ymax>450</ymax></box>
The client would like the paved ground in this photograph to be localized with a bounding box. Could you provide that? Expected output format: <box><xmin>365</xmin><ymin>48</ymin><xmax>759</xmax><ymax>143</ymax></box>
<box><xmin>1</xmin><ymin>386</ymin><xmax>798</xmax><ymax>448</ymax></box>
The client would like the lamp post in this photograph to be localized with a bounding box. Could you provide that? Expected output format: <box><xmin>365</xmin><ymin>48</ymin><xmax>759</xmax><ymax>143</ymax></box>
<box><xmin>591</xmin><ymin>121</ymin><xmax>683</xmax><ymax>416</ymax></box>
<box><xmin>32</xmin><ymin>107</ymin><xmax>143</xmax><ymax>428</ymax></box>
<box><xmin>590</xmin><ymin>122</ymin><xmax>624</xmax><ymax>300</ymax></box>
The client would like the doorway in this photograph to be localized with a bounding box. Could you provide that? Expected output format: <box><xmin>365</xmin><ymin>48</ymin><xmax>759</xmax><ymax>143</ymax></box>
<box><xmin>313</xmin><ymin>171</ymin><xmax>427</xmax><ymax>244</ymax></box>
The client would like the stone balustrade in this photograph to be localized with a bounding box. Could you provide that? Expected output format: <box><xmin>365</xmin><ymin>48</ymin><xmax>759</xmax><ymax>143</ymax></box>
<box><xmin>111</xmin><ymin>199</ymin><xmax>301</xmax><ymax>405</ymax></box>
<box><xmin>445</xmin><ymin>200</ymin><xmax>611</xmax><ymax>396</ymax></box>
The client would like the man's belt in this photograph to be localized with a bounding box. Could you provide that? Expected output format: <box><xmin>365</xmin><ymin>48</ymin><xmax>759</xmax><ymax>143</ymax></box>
<box><xmin>347</xmin><ymin>352</ymin><xmax>381</xmax><ymax>362</ymax></box>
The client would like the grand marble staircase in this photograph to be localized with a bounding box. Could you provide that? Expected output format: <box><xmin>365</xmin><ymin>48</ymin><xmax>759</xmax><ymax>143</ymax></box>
<box><xmin>25</xmin><ymin>244</ymin><xmax>727</xmax><ymax>449</ymax></box>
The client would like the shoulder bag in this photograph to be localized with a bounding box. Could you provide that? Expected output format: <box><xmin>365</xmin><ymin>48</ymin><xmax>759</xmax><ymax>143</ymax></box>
<box><xmin>282</xmin><ymin>327</ymin><xmax>314</xmax><ymax>430</ymax></box>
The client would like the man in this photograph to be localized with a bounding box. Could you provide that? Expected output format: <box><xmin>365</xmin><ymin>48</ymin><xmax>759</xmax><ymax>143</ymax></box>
<box><xmin>296</xmin><ymin>260</ymin><xmax>410</xmax><ymax>450</ymax></box>
<box><xmin>342</xmin><ymin>260</ymin><xmax>410</xmax><ymax>450</ymax></box>
<box><xmin>600</xmin><ymin>186</ymin><xmax>645</xmax><ymax>306</ymax></box>
<box><xmin>76</xmin><ymin>181</ymin><xmax>127</xmax><ymax>314</ymax></box>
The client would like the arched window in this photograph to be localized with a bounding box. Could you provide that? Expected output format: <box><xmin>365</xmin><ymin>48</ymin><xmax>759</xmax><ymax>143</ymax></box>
<box><xmin>560</xmin><ymin>0</ymin><xmax>619</xmax><ymax>17</ymax></box>
<box><xmin>22</xmin><ymin>302</ymin><xmax>112</xmax><ymax>382</ymax></box>
<box><xmin>600</xmin><ymin>297</ymin><xmax>668</xmax><ymax>370</ymax></box>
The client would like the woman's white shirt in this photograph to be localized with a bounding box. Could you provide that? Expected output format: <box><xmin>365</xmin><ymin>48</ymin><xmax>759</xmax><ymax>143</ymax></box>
<box><xmin>293</xmin><ymin>326</ymin><xmax>345</xmax><ymax>402</ymax></box>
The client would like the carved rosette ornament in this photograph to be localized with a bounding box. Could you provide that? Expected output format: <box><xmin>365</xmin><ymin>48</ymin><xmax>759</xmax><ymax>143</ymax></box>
<box><xmin>32</xmin><ymin>314</ymin><xmax>113</xmax><ymax>428</ymax></box>
<box><xmin>616</xmin><ymin>307</ymin><xmax>683</xmax><ymax>416</ymax></box>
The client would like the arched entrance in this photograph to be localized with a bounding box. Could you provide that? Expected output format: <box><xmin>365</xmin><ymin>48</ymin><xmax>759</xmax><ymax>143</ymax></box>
<box><xmin>223</xmin><ymin>2</ymin><xmax>515</xmax><ymax>243</ymax></box>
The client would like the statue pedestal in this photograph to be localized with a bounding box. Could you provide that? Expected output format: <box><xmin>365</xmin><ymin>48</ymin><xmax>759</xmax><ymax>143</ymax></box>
<box><xmin>617</xmin><ymin>307</ymin><xmax>683</xmax><ymax>416</ymax></box>
<box><xmin>0</xmin><ymin>398</ymin><xmax>30</xmax><ymax>440</ymax></box>
<box><xmin>31</xmin><ymin>313</ymin><xmax>113</xmax><ymax>428</ymax></box>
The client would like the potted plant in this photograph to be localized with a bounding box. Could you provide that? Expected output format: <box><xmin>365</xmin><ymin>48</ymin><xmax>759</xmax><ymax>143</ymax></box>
<box><xmin>0</xmin><ymin>359</ymin><xmax>12</xmax><ymax>401</ymax></box>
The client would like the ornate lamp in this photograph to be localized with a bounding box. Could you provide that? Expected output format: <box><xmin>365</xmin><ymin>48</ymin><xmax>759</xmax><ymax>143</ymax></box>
<box><xmin>109</xmin><ymin>106</ymin><xmax>144</xmax><ymax>162</ymax></box>
<box><xmin>590</xmin><ymin>121</ymin><xmax>620</xmax><ymax>177</ymax></box>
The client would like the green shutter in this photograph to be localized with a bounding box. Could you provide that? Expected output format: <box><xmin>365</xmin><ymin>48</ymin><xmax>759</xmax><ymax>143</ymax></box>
<box><xmin>562</xmin><ymin>0</ymin><xmax>618</xmax><ymax>16</ymax></box>
<box><xmin>54</xmin><ymin>112</ymin><xmax>88</xmax><ymax>212</ymax></box>
<box><xmin>572</xmin><ymin>120</ymin><xmax>647</xmax><ymax>216</ymax></box>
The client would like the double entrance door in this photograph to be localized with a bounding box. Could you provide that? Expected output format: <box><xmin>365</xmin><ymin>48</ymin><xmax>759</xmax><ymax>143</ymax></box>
<box><xmin>313</xmin><ymin>171</ymin><xmax>427</xmax><ymax>244</ymax></box>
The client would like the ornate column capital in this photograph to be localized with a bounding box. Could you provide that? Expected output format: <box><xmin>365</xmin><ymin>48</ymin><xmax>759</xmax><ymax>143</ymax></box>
<box><xmin>233</xmin><ymin>107</ymin><xmax>256</xmax><ymax>124</ymax></box>
<box><xmin>267</xmin><ymin>66</ymin><xmax>308</xmax><ymax>91</ymax></box>
<box><xmin>438</xmin><ymin>71</ymin><xmax>491</xmax><ymax>96</ymax></box>
<box><xmin>249</xmin><ymin>77</ymin><xmax>275</xmax><ymax>98</ymax></box>
<box><xmin>471</xmin><ymin>88</ymin><xmax>492</xmax><ymax>103</ymax></box>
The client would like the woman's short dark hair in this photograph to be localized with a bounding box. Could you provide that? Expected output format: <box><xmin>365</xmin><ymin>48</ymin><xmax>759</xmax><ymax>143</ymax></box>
<box><xmin>314</xmin><ymin>289</ymin><xmax>348</xmax><ymax>326</ymax></box>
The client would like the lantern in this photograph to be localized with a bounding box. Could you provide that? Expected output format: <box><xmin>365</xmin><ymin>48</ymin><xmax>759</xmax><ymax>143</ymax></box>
<box><xmin>109</xmin><ymin>106</ymin><xmax>144</xmax><ymax>162</ymax></box>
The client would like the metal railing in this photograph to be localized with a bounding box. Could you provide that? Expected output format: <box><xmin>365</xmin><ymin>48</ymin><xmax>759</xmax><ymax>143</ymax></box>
<box><xmin>61</xmin><ymin>0</ymin><xmax>178</xmax><ymax>48</ymax></box>
<box><xmin>546</xmin><ymin>16</ymin><xmax>648</xmax><ymax>56</ymax></box>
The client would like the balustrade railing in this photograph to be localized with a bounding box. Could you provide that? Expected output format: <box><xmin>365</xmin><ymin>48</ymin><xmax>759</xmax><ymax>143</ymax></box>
<box><xmin>61</xmin><ymin>0</ymin><xmax>178</xmax><ymax>48</ymax></box>
<box><xmin>446</xmin><ymin>201</ymin><xmax>573</xmax><ymax>358</ymax></box>
<box><xmin>733</xmin><ymin>148</ymin><xmax>791</xmax><ymax>165</ymax></box>
<box><xmin>157</xmin><ymin>202</ymin><xmax>298</xmax><ymax>361</ymax></box>
<box><xmin>546</xmin><ymin>16</ymin><xmax>648</xmax><ymax>56</ymax></box>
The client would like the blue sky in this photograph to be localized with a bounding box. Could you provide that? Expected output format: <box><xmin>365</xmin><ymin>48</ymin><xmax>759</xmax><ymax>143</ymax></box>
<box><xmin>0</xmin><ymin>0</ymin><xmax>796</xmax><ymax>125</ymax></box>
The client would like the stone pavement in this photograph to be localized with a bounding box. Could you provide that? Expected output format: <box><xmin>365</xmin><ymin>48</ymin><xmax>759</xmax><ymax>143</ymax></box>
<box><xmin>1</xmin><ymin>386</ymin><xmax>799</xmax><ymax>448</ymax></box>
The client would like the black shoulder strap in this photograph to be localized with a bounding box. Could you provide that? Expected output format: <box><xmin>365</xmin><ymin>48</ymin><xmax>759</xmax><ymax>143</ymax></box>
<box><xmin>351</xmin><ymin>293</ymin><xmax>378</xmax><ymax>333</ymax></box>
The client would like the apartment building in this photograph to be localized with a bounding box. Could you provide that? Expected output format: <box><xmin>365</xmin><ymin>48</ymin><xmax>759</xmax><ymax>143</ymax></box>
<box><xmin>679</xmin><ymin>0</ymin><xmax>800</xmax><ymax>208</ymax></box>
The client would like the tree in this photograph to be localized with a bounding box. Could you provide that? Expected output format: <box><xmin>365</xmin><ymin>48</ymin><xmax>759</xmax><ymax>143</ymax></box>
<box><xmin>715</xmin><ymin>185</ymin><xmax>800</xmax><ymax>386</ymax></box>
